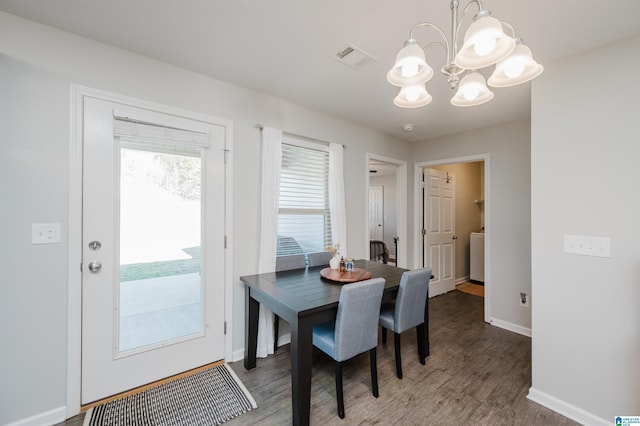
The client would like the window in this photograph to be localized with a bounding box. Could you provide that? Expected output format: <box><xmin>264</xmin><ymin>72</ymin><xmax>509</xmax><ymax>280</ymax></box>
<box><xmin>277</xmin><ymin>139</ymin><xmax>332</xmax><ymax>256</ymax></box>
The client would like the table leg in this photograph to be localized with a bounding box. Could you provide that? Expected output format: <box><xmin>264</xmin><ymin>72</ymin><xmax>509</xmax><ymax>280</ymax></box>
<box><xmin>290</xmin><ymin>316</ymin><xmax>313</xmax><ymax>426</ymax></box>
<box><xmin>244</xmin><ymin>289</ymin><xmax>259</xmax><ymax>370</ymax></box>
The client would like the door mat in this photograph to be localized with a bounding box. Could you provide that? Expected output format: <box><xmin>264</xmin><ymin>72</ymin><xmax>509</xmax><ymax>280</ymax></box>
<box><xmin>456</xmin><ymin>282</ymin><xmax>485</xmax><ymax>297</ymax></box>
<box><xmin>84</xmin><ymin>364</ymin><xmax>257</xmax><ymax>425</ymax></box>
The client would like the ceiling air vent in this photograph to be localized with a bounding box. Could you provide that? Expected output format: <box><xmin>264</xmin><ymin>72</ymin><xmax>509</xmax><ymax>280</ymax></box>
<box><xmin>332</xmin><ymin>43</ymin><xmax>377</xmax><ymax>68</ymax></box>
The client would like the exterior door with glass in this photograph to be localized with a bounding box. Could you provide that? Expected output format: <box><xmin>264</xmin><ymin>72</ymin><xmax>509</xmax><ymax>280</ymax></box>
<box><xmin>81</xmin><ymin>96</ymin><xmax>226</xmax><ymax>403</ymax></box>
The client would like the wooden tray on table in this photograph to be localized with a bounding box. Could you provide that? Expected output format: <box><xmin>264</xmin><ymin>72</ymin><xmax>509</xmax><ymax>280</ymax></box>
<box><xmin>320</xmin><ymin>267</ymin><xmax>372</xmax><ymax>283</ymax></box>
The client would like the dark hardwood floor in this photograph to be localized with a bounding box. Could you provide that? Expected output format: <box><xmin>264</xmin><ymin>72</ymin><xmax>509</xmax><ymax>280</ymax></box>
<box><xmin>59</xmin><ymin>290</ymin><xmax>576</xmax><ymax>425</ymax></box>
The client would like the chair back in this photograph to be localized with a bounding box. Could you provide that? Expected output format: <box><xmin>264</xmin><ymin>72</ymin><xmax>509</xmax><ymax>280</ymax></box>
<box><xmin>333</xmin><ymin>278</ymin><xmax>385</xmax><ymax>362</ymax></box>
<box><xmin>307</xmin><ymin>251</ymin><xmax>333</xmax><ymax>267</ymax></box>
<box><xmin>370</xmin><ymin>240</ymin><xmax>389</xmax><ymax>264</ymax></box>
<box><xmin>275</xmin><ymin>254</ymin><xmax>306</xmax><ymax>272</ymax></box>
<box><xmin>393</xmin><ymin>268</ymin><xmax>432</xmax><ymax>333</ymax></box>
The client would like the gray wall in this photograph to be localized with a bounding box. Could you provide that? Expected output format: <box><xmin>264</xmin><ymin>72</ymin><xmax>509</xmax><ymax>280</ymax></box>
<box><xmin>530</xmin><ymin>34</ymin><xmax>640</xmax><ymax>422</ymax></box>
<box><xmin>412</xmin><ymin>120</ymin><xmax>532</xmax><ymax>330</ymax></box>
<box><xmin>0</xmin><ymin>12</ymin><xmax>412</xmax><ymax>424</ymax></box>
<box><xmin>0</xmin><ymin>49</ymin><xmax>71</xmax><ymax>425</ymax></box>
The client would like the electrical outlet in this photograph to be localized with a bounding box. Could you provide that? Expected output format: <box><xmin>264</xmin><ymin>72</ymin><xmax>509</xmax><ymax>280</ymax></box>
<box><xmin>519</xmin><ymin>292</ymin><xmax>529</xmax><ymax>307</ymax></box>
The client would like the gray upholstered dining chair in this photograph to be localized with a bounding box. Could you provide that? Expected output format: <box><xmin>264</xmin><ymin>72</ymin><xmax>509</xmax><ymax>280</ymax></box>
<box><xmin>378</xmin><ymin>267</ymin><xmax>432</xmax><ymax>379</ymax></box>
<box><xmin>273</xmin><ymin>254</ymin><xmax>307</xmax><ymax>352</ymax></box>
<box><xmin>307</xmin><ymin>251</ymin><xmax>333</xmax><ymax>267</ymax></box>
<box><xmin>312</xmin><ymin>278</ymin><xmax>385</xmax><ymax>419</ymax></box>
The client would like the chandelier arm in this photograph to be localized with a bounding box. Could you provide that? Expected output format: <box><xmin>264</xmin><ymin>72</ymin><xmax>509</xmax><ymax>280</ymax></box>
<box><xmin>500</xmin><ymin>21</ymin><xmax>517</xmax><ymax>39</ymax></box>
<box><xmin>408</xmin><ymin>22</ymin><xmax>452</xmax><ymax>65</ymax></box>
<box><xmin>462</xmin><ymin>0</ymin><xmax>486</xmax><ymax>16</ymax></box>
<box><xmin>423</xmin><ymin>41</ymin><xmax>447</xmax><ymax>55</ymax></box>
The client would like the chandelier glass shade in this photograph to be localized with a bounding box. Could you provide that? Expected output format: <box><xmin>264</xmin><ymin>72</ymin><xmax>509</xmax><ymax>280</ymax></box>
<box><xmin>451</xmin><ymin>72</ymin><xmax>494</xmax><ymax>107</ymax></box>
<box><xmin>387</xmin><ymin>0</ymin><xmax>543</xmax><ymax>108</ymax></box>
<box><xmin>394</xmin><ymin>84</ymin><xmax>433</xmax><ymax>108</ymax></box>
<box><xmin>387</xmin><ymin>40</ymin><xmax>434</xmax><ymax>86</ymax></box>
<box><xmin>488</xmin><ymin>43</ymin><xmax>544</xmax><ymax>87</ymax></box>
<box><xmin>455</xmin><ymin>15</ymin><xmax>515</xmax><ymax>69</ymax></box>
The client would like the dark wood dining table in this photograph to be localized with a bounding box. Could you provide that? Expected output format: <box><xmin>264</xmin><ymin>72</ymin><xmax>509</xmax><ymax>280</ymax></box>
<box><xmin>241</xmin><ymin>259</ymin><xmax>430</xmax><ymax>426</ymax></box>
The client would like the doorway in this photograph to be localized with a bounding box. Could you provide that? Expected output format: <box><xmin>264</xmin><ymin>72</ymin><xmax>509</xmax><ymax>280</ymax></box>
<box><xmin>414</xmin><ymin>155</ymin><xmax>490</xmax><ymax>322</ymax></box>
<box><xmin>67</xmin><ymin>87</ymin><xmax>234</xmax><ymax>414</ymax></box>
<box><xmin>366</xmin><ymin>154</ymin><xmax>407</xmax><ymax>268</ymax></box>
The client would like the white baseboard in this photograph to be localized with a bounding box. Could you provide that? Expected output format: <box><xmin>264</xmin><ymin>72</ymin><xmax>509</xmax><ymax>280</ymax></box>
<box><xmin>455</xmin><ymin>276</ymin><xmax>470</xmax><ymax>285</ymax></box>
<box><xmin>276</xmin><ymin>333</ymin><xmax>291</xmax><ymax>348</ymax></box>
<box><xmin>489</xmin><ymin>317</ymin><xmax>532</xmax><ymax>337</ymax></box>
<box><xmin>6</xmin><ymin>406</ymin><xmax>66</xmax><ymax>426</ymax></box>
<box><xmin>231</xmin><ymin>348</ymin><xmax>245</xmax><ymax>363</ymax></box>
<box><xmin>527</xmin><ymin>387</ymin><xmax>609</xmax><ymax>426</ymax></box>
<box><xmin>231</xmin><ymin>333</ymin><xmax>292</xmax><ymax>363</ymax></box>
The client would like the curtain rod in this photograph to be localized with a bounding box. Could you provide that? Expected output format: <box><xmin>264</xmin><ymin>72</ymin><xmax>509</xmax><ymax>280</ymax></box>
<box><xmin>256</xmin><ymin>123</ymin><xmax>346</xmax><ymax>149</ymax></box>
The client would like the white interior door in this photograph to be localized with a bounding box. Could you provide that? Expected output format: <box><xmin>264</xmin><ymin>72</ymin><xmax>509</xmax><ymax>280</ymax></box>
<box><xmin>81</xmin><ymin>97</ymin><xmax>225</xmax><ymax>403</ymax></box>
<box><xmin>369</xmin><ymin>186</ymin><xmax>384</xmax><ymax>240</ymax></box>
<box><xmin>423</xmin><ymin>168</ymin><xmax>455</xmax><ymax>296</ymax></box>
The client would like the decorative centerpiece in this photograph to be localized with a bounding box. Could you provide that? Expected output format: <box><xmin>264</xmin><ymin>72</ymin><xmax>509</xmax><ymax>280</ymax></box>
<box><xmin>325</xmin><ymin>243</ymin><xmax>342</xmax><ymax>270</ymax></box>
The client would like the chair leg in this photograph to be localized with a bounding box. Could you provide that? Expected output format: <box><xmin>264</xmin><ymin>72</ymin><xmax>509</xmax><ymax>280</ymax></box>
<box><xmin>334</xmin><ymin>361</ymin><xmax>345</xmax><ymax>419</ymax></box>
<box><xmin>369</xmin><ymin>348</ymin><xmax>379</xmax><ymax>398</ymax></box>
<box><xmin>381</xmin><ymin>327</ymin><xmax>387</xmax><ymax>344</ymax></box>
<box><xmin>394</xmin><ymin>332</ymin><xmax>402</xmax><ymax>379</ymax></box>
<box><xmin>416</xmin><ymin>323</ymin><xmax>426</xmax><ymax>365</ymax></box>
<box><xmin>273</xmin><ymin>315</ymin><xmax>279</xmax><ymax>352</ymax></box>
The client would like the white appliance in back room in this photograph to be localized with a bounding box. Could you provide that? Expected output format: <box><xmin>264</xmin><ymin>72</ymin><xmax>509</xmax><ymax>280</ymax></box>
<box><xmin>470</xmin><ymin>232</ymin><xmax>484</xmax><ymax>283</ymax></box>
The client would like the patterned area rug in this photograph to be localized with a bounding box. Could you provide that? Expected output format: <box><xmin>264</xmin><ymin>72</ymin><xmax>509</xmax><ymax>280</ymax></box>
<box><xmin>83</xmin><ymin>364</ymin><xmax>257</xmax><ymax>426</ymax></box>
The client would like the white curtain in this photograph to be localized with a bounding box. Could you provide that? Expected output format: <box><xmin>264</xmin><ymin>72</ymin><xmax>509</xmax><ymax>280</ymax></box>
<box><xmin>328</xmin><ymin>142</ymin><xmax>347</xmax><ymax>255</ymax></box>
<box><xmin>256</xmin><ymin>126</ymin><xmax>282</xmax><ymax>358</ymax></box>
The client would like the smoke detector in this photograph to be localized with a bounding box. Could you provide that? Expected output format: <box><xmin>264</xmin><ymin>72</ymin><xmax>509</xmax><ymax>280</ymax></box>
<box><xmin>332</xmin><ymin>43</ymin><xmax>377</xmax><ymax>68</ymax></box>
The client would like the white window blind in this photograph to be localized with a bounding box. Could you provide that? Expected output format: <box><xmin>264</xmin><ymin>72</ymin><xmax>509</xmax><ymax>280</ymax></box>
<box><xmin>277</xmin><ymin>142</ymin><xmax>332</xmax><ymax>256</ymax></box>
<box><xmin>113</xmin><ymin>114</ymin><xmax>209</xmax><ymax>158</ymax></box>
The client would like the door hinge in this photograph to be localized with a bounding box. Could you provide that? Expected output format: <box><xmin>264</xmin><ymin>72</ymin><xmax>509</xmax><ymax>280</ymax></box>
<box><xmin>80</xmin><ymin>262</ymin><xmax>83</xmax><ymax>272</ymax></box>
<box><xmin>224</xmin><ymin>235</ymin><xmax>227</xmax><ymax>249</ymax></box>
<box><xmin>224</xmin><ymin>321</ymin><xmax>227</xmax><ymax>335</ymax></box>
<box><xmin>421</xmin><ymin>228</ymin><xmax>427</xmax><ymax>236</ymax></box>
<box><xmin>223</xmin><ymin>148</ymin><xmax>230</xmax><ymax>164</ymax></box>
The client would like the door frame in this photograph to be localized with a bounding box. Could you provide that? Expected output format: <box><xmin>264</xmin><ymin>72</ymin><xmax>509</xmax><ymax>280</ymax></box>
<box><xmin>365</xmin><ymin>154</ymin><xmax>408</xmax><ymax>268</ymax></box>
<box><xmin>413</xmin><ymin>154</ymin><xmax>490</xmax><ymax>323</ymax></box>
<box><xmin>66</xmin><ymin>85</ymin><xmax>234</xmax><ymax>417</ymax></box>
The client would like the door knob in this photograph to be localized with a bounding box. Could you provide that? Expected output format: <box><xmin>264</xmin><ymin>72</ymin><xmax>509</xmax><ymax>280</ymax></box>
<box><xmin>88</xmin><ymin>261</ymin><xmax>102</xmax><ymax>273</ymax></box>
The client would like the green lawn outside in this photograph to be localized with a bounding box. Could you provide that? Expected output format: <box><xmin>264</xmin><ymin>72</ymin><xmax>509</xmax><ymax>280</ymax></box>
<box><xmin>120</xmin><ymin>246</ymin><xmax>201</xmax><ymax>282</ymax></box>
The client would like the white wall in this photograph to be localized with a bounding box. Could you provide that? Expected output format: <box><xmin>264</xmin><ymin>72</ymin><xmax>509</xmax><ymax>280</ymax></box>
<box><xmin>530</xmin><ymin>34</ymin><xmax>640</xmax><ymax>424</ymax></box>
<box><xmin>412</xmin><ymin>120</ymin><xmax>532</xmax><ymax>330</ymax></box>
<box><xmin>0</xmin><ymin>12</ymin><xmax>411</xmax><ymax>424</ymax></box>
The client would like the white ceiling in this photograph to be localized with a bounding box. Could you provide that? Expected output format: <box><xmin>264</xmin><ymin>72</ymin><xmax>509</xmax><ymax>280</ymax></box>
<box><xmin>1</xmin><ymin>0</ymin><xmax>639</xmax><ymax>142</ymax></box>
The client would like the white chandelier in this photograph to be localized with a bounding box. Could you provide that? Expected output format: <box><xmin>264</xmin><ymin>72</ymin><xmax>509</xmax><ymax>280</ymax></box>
<box><xmin>387</xmin><ymin>0</ymin><xmax>543</xmax><ymax>108</ymax></box>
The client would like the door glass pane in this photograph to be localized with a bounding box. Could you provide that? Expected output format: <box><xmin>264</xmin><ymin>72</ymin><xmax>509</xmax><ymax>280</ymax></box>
<box><xmin>118</xmin><ymin>144</ymin><xmax>202</xmax><ymax>352</ymax></box>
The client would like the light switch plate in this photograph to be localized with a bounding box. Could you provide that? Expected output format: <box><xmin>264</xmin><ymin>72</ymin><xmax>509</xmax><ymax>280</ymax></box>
<box><xmin>564</xmin><ymin>235</ymin><xmax>611</xmax><ymax>258</ymax></box>
<box><xmin>32</xmin><ymin>223</ymin><xmax>61</xmax><ymax>244</ymax></box>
